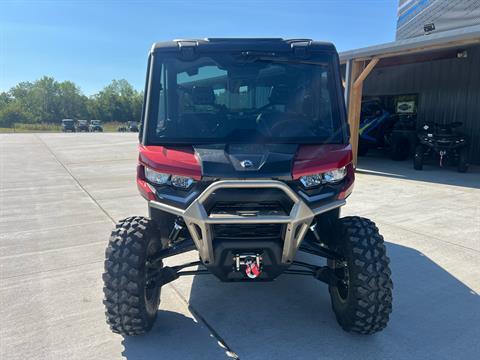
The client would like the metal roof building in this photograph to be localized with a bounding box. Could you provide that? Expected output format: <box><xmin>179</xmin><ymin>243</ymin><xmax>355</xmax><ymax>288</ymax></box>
<box><xmin>340</xmin><ymin>24</ymin><xmax>480</xmax><ymax>164</ymax></box>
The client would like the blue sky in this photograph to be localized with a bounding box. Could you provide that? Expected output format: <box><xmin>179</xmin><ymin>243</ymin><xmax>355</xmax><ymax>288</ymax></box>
<box><xmin>0</xmin><ymin>0</ymin><xmax>398</xmax><ymax>95</ymax></box>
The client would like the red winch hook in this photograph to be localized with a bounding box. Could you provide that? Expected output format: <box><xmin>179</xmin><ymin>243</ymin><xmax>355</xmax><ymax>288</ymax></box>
<box><xmin>245</xmin><ymin>257</ymin><xmax>261</xmax><ymax>279</ymax></box>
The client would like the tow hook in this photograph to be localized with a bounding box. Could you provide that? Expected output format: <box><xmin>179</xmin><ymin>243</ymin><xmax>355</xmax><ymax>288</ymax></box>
<box><xmin>234</xmin><ymin>253</ymin><xmax>262</xmax><ymax>279</ymax></box>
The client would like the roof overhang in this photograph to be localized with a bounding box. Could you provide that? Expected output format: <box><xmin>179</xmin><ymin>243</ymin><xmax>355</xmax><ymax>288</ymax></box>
<box><xmin>339</xmin><ymin>24</ymin><xmax>480</xmax><ymax>63</ymax></box>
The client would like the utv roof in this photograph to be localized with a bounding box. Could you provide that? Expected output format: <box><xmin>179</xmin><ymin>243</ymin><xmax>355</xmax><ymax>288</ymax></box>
<box><xmin>151</xmin><ymin>38</ymin><xmax>337</xmax><ymax>54</ymax></box>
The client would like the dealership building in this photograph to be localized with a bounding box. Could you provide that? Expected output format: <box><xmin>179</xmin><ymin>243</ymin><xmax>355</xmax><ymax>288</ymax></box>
<box><xmin>341</xmin><ymin>0</ymin><xmax>480</xmax><ymax>164</ymax></box>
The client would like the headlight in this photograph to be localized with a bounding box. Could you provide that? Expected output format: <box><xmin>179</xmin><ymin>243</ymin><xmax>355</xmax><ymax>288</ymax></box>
<box><xmin>144</xmin><ymin>167</ymin><xmax>194</xmax><ymax>189</ymax></box>
<box><xmin>144</xmin><ymin>167</ymin><xmax>170</xmax><ymax>185</ymax></box>
<box><xmin>300</xmin><ymin>166</ymin><xmax>347</xmax><ymax>188</ymax></box>
<box><xmin>299</xmin><ymin>174</ymin><xmax>323</xmax><ymax>188</ymax></box>
<box><xmin>171</xmin><ymin>175</ymin><xmax>194</xmax><ymax>189</ymax></box>
<box><xmin>323</xmin><ymin>167</ymin><xmax>347</xmax><ymax>183</ymax></box>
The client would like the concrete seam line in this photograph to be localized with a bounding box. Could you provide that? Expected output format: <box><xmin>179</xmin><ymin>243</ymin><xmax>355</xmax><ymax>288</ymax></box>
<box><xmin>376</xmin><ymin>219</ymin><xmax>480</xmax><ymax>255</ymax></box>
<box><xmin>34</xmin><ymin>134</ymin><xmax>116</xmax><ymax>224</ymax></box>
<box><xmin>0</xmin><ymin>219</ymin><xmax>111</xmax><ymax>237</ymax></box>
<box><xmin>35</xmin><ymin>135</ymin><xmax>238</xmax><ymax>357</ymax></box>
<box><xmin>0</xmin><ymin>240</ymin><xmax>107</xmax><ymax>260</ymax></box>
<box><xmin>168</xmin><ymin>283</ymin><xmax>240</xmax><ymax>360</ymax></box>
<box><xmin>2</xmin><ymin>260</ymin><xmax>104</xmax><ymax>281</ymax></box>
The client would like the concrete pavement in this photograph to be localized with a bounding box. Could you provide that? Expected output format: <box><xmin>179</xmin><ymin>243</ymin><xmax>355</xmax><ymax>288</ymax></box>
<box><xmin>1</xmin><ymin>133</ymin><xmax>479</xmax><ymax>359</ymax></box>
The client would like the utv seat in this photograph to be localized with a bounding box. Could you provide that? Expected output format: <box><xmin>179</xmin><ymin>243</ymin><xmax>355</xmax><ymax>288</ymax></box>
<box><xmin>256</xmin><ymin>85</ymin><xmax>292</xmax><ymax>134</ymax></box>
<box><xmin>180</xmin><ymin>86</ymin><xmax>225</xmax><ymax>137</ymax></box>
<box><xmin>257</xmin><ymin>85</ymin><xmax>314</xmax><ymax>136</ymax></box>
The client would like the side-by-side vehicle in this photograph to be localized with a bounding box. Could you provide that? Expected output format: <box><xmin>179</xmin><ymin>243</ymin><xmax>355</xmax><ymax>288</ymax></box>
<box><xmin>102</xmin><ymin>38</ymin><xmax>393</xmax><ymax>337</ymax></box>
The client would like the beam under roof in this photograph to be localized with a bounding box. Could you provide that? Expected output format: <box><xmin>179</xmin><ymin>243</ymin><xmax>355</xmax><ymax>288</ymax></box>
<box><xmin>339</xmin><ymin>24</ymin><xmax>480</xmax><ymax>63</ymax></box>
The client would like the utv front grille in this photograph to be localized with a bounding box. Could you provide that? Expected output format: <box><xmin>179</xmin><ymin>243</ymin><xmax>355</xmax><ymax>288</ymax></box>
<box><xmin>210</xmin><ymin>201</ymin><xmax>288</xmax><ymax>217</ymax></box>
<box><xmin>203</xmin><ymin>188</ymin><xmax>294</xmax><ymax>216</ymax></box>
<box><xmin>213</xmin><ymin>223</ymin><xmax>284</xmax><ymax>240</ymax></box>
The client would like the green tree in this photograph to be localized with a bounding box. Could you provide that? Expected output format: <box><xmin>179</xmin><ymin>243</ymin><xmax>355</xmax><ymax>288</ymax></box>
<box><xmin>9</xmin><ymin>81</ymin><xmax>41</xmax><ymax>121</ymax></box>
<box><xmin>91</xmin><ymin>79</ymin><xmax>142</xmax><ymax>122</ymax></box>
<box><xmin>57</xmin><ymin>81</ymin><xmax>89</xmax><ymax>120</ymax></box>
<box><xmin>0</xmin><ymin>101</ymin><xmax>34</xmax><ymax>127</ymax></box>
<box><xmin>0</xmin><ymin>76</ymin><xmax>142</xmax><ymax>127</ymax></box>
<box><xmin>0</xmin><ymin>92</ymin><xmax>11</xmax><ymax>108</ymax></box>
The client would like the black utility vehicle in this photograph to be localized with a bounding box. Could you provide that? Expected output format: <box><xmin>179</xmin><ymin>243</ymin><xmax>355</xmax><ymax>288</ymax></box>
<box><xmin>128</xmin><ymin>121</ymin><xmax>139</xmax><ymax>132</ymax></box>
<box><xmin>102</xmin><ymin>39</ymin><xmax>393</xmax><ymax>337</ymax></box>
<box><xmin>76</xmin><ymin>120</ymin><xmax>89</xmax><ymax>132</ymax></box>
<box><xmin>414</xmin><ymin>121</ymin><xmax>469</xmax><ymax>172</ymax></box>
<box><xmin>89</xmin><ymin>120</ymin><xmax>103</xmax><ymax>132</ymax></box>
<box><xmin>61</xmin><ymin>119</ymin><xmax>76</xmax><ymax>132</ymax></box>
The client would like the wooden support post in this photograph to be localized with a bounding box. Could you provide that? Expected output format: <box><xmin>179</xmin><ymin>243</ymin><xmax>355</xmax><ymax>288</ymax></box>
<box><xmin>353</xmin><ymin>57</ymin><xmax>379</xmax><ymax>88</ymax></box>
<box><xmin>347</xmin><ymin>58</ymin><xmax>379</xmax><ymax>166</ymax></box>
<box><xmin>347</xmin><ymin>61</ymin><xmax>365</xmax><ymax>166</ymax></box>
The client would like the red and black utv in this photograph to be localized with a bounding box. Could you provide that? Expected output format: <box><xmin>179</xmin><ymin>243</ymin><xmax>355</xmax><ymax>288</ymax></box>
<box><xmin>103</xmin><ymin>38</ymin><xmax>393</xmax><ymax>336</ymax></box>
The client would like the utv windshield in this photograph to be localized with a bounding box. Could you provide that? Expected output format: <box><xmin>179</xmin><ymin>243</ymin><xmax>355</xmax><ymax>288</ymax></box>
<box><xmin>145</xmin><ymin>52</ymin><xmax>345</xmax><ymax>144</ymax></box>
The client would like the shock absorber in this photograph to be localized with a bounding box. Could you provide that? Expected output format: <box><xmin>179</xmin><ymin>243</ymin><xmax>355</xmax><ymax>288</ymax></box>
<box><xmin>168</xmin><ymin>217</ymin><xmax>186</xmax><ymax>245</ymax></box>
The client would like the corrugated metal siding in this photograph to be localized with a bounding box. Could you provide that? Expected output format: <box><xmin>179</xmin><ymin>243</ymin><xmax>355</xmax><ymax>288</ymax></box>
<box><xmin>363</xmin><ymin>44</ymin><xmax>480</xmax><ymax>163</ymax></box>
<box><xmin>396</xmin><ymin>0</ymin><xmax>480</xmax><ymax>40</ymax></box>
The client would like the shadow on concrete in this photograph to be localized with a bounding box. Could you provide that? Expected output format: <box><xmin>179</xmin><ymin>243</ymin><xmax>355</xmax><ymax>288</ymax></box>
<box><xmin>119</xmin><ymin>243</ymin><xmax>480</xmax><ymax>359</ymax></box>
<box><xmin>182</xmin><ymin>242</ymin><xmax>480</xmax><ymax>359</ymax></box>
<box><xmin>121</xmin><ymin>310</ymin><xmax>228</xmax><ymax>360</ymax></box>
<box><xmin>357</xmin><ymin>150</ymin><xmax>480</xmax><ymax>189</ymax></box>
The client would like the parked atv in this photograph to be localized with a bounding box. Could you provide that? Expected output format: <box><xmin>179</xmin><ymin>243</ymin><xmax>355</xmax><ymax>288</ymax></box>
<box><xmin>117</xmin><ymin>124</ymin><xmax>128</xmax><ymax>132</ymax></box>
<box><xmin>102</xmin><ymin>38</ymin><xmax>393</xmax><ymax>337</ymax></box>
<box><xmin>414</xmin><ymin>121</ymin><xmax>469</xmax><ymax>172</ymax></box>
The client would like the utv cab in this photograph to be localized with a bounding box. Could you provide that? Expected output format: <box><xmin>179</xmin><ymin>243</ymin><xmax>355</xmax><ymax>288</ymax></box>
<box><xmin>103</xmin><ymin>38</ymin><xmax>393</xmax><ymax>337</ymax></box>
<box><xmin>128</xmin><ymin>121</ymin><xmax>139</xmax><ymax>132</ymax></box>
<box><xmin>61</xmin><ymin>119</ymin><xmax>76</xmax><ymax>132</ymax></box>
<box><xmin>76</xmin><ymin>120</ymin><xmax>89</xmax><ymax>132</ymax></box>
<box><xmin>89</xmin><ymin>120</ymin><xmax>103</xmax><ymax>132</ymax></box>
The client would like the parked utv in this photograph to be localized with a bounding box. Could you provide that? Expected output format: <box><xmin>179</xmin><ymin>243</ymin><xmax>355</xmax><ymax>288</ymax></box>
<box><xmin>76</xmin><ymin>120</ymin><xmax>89</xmax><ymax>132</ymax></box>
<box><xmin>102</xmin><ymin>39</ymin><xmax>393</xmax><ymax>337</ymax></box>
<box><xmin>89</xmin><ymin>120</ymin><xmax>103</xmax><ymax>132</ymax></box>
<box><xmin>414</xmin><ymin>121</ymin><xmax>469</xmax><ymax>172</ymax></box>
<box><xmin>357</xmin><ymin>100</ymin><xmax>393</xmax><ymax>156</ymax></box>
<box><xmin>128</xmin><ymin>121</ymin><xmax>139</xmax><ymax>132</ymax></box>
<box><xmin>61</xmin><ymin>119</ymin><xmax>76</xmax><ymax>132</ymax></box>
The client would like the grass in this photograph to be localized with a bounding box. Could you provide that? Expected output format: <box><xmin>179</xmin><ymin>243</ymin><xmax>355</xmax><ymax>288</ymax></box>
<box><xmin>0</xmin><ymin>122</ymin><xmax>128</xmax><ymax>133</ymax></box>
<box><xmin>102</xmin><ymin>121</ymin><xmax>125</xmax><ymax>132</ymax></box>
<box><xmin>0</xmin><ymin>123</ymin><xmax>60</xmax><ymax>133</ymax></box>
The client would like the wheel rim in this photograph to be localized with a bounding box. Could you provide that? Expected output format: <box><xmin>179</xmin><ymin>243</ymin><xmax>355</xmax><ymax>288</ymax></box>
<box><xmin>144</xmin><ymin>242</ymin><xmax>160</xmax><ymax>307</ymax></box>
<box><xmin>331</xmin><ymin>260</ymin><xmax>350</xmax><ymax>301</ymax></box>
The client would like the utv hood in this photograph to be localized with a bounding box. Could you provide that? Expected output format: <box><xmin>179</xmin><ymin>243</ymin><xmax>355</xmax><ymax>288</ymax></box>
<box><xmin>139</xmin><ymin>144</ymin><xmax>352</xmax><ymax>180</ymax></box>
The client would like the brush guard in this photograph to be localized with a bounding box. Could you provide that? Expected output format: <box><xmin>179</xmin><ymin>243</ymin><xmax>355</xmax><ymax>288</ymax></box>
<box><xmin>149</xmin><ymin>180</ymin><xmax>345</xmax><ymax>265</ymax></box>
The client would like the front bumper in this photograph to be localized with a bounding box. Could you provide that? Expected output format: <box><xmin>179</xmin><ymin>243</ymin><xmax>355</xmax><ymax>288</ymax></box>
<box><xmin>149</xmin><ymin>180</ymin><xmax>345</xmax><ymax>265</ymax></box>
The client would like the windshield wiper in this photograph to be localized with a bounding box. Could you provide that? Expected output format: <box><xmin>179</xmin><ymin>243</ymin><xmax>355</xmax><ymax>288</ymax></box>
<box><xmin>238</xmin><ymin>52</ymin><xmax>327</xmax><ymax>66</ymax></box>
